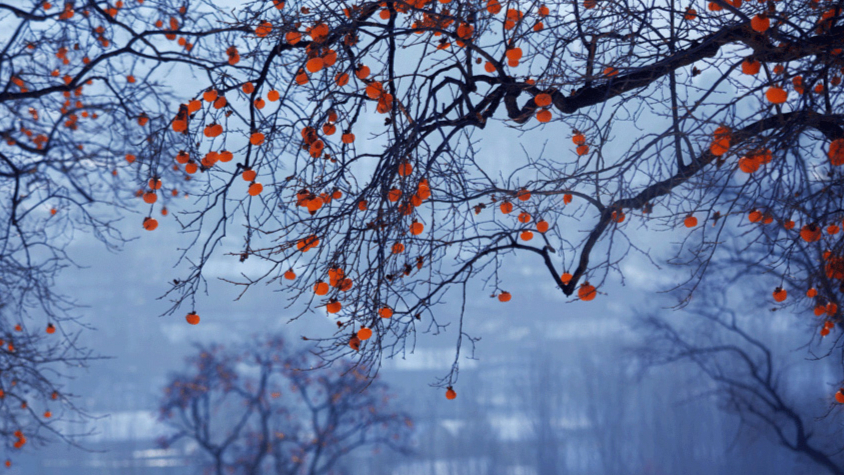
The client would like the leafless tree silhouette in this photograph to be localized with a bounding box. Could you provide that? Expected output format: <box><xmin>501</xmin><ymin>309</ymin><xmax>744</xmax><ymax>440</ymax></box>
<box><xmin>637</xmin><ymin>294</ymin><xmax>844</xmax><ymax>475</ymax></box>
<box><xmin>158</xmin><ymin>335</ymin><xmax>413</xmax><ymax>475</ymax></box>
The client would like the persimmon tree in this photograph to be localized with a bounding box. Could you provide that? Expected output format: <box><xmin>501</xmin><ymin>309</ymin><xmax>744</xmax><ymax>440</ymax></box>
<box><xmin>0</xmin><ymin>0</ymin><xmax>242</xmax><ymax>463</ymax></box>
<box><xmin>144</xmin><ymin>0</ymin><xmax>844</xmax><ymax>393</ymax></box>
<box><xmin>157</xmin><ymin>336</ymin><xmax>413</xmax><ymax>475</ymax></box>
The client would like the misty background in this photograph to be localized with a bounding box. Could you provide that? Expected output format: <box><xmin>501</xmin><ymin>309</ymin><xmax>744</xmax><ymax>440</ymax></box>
<box><xmin>4</xmin><ymin>197</ymin><xmax>840</xmax><ymax>475</ymax></box>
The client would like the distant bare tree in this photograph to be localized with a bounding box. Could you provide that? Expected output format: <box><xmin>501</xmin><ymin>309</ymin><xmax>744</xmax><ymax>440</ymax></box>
<box><xmin>637</xmin><ymin>298</ymin><xmax>844</xmax><ymax>475</ymax></box>
<box><xmin>521</xmin><ymin>350</ymin><xmax>567</xmax><ymax>475</ymax></box>
<box><xmin>158</xmin><ymin>335</ymin><xmax>413</xmax><ymax>475</ymax></box>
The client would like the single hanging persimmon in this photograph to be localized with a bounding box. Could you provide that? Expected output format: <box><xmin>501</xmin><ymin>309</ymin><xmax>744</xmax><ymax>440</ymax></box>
<box><xmin>766</xmin><ymin>86</ymin><xmax>788</xmax><ymax>104</ymax></box>
<box><xmin>561</xmin><ymin>272</ymin><xmax>572</xmax><ymax>284</ymax></box>
<box><xmin>46</xmin><ymin>323</ymin><xmax>55</xmax><ymax>334</ymax></box>
<box><xmin>800</xmin><ymin>224</ymin><xmax>822</xmax><ymax>242</ymax></box>
<box><xmin>365</xmin><ymin>82</ymin><xmax>384</xmax><ymax>99</ymax></box>
<box><xmin>748</xmin><ymin>210</ymin><xmax>762</xmax><ymax>223</ymax></box>
<box><xmin>143</xmin><ymin>192</ymin><xmax>157</xmax><ymax>204</ymax></box>
<box><xmin>517</xmin><ymin>212</ymin><xmax>531</xmax><ymax>223</ymax></box>
<box><xmin>498</xmin><ymin>291</ymin><xmax>511</xmax><ymax>302</ymax></box>
<box><xmin>250</xmin><ymin>132</ymin><xmax>265</xmax><ymax>146</ymax></box>
<box><xmin>535</xmin><ymin>93</ymin><xmax>552</xmax><ymax>107</ymax></box>
<box><xmin>500</xmin><ymin>202</ymin><xmax>513</xmax><ymax>214</ymax></box>
<box><xmin>750</xmin><ymin>14</ymin><xmax>770</xmax><ymax>33</ymax></box>
<box><xmin>829</xmin><ymin>138</ymin><xmax>844</xmax><ymax>166</ymax></box>
<box><xmin>284</xmin><ymin>270</ymin><xmax>296</xmax><ymax>280</ymax></box>
<box><xmin>684</xmin><ymin>215</ymin><xmax>698</xmax><ymax>228</ymax></box>
<box><xmin>710</xmin><ymin>126</ymin><xmax>731</xmax><ymax>156</ymax></box>
<box><xmin>204</xmin><ymin>123</ymin><xmax>223</xmax><ymax>137</ymax></box>
<box><xmin>185</xmin><ymin>312</ymin><xmax>200</xmax><ymax>325</ymax></box>
<box><xmin>326</xmin><ymin>300</ymin><xmax>342</xmax><ymax>314</ymax></box>
<box><xmin>188</xmin><ymin>99</ymin><xmax>202</xmax><ymax>113</ymax></box>
<box><xmin>142</xmin><ymin>217</ymin><xmax>158</xmax><ymax>231</ymax></box>
<box><xmin>358</xmin><ymin>327</ymin><xmax>372</xmax><ymax>340</ymax></box>
<box><xmin>248</xmin><ymin>183</ymin><xmax>263</xmax><ymax>196</ymax></box>
<box><xmin>410</xmin><ymin>222</ymin><xmax>424</xmax><ymax>235</ymax></box>
<box><xmin>242</xmin><ymin>169</ymin><xmax>257</xmax><ymax>181</ymax></box>
<box><xmin>286</xmin><ymin>31</ymin><xmax>302</xmax><ymax>44</ymax></box>
<box><xmin>578</xmin><ymin>282</ymin><xmax>597</xmax><ymax>301</ymax></box>
<box><xmin>520</xmin><ymin>230</ymin><xmax>534</xmax><ymax>241</ymax></box>
<box><xmin>773</xmin><ymin>287</ymin><xmax>787</xmax><ymax>302</ymax></box>
<box><xmin>536</xmin><ymin>220</ymin><xmax>549</xmax><ymax>233</ymax></box>
<box><xmin>536</xmin><ymin>110</ymin><xmax>552</xmax><ymax>122</ymax></box>
<box><xmin>835</xmin><ymin>389</ymin><xmax>844</xmax><ymax>403</ymax></box>
<box><xmin>379</xmin><ymin>307</ymin><xmax>393</xmax><ymax>318</ymax></box>
<box><xmin>398</xmin><ymin>161</ymin><xmax>413</xmax><ymax>176</ymax></box>
<box><xmin>741</xmin><ymin>59</ymin><xmax>760</xmax><ymax>75</ymax></box>
<box><xmin>306</xmin><ymin>57</ymin><xmax>324</xmax><ymax>73</ymax></box>
<box><xmin>517</xmin><ymin>189</ymin><xmax>531</xmax><ymax>201</ymax></box>
<box><xmin>314</xmin><ymin>282</ymin><xmax>329</xmax><ymax>295</ymax></box>
<box><xmin>445</xmin><ymin>387</ymin><xmax>457</xmax><ymax>400</ymax></box>
<box><xmin>348</xmin><ymin>335</ymin><xmax>361</xmax><ymax>351</ymax></box>
<box><xmin>392</xmin><ymin>242</ymin><xmax>405</xmax><ymax>254</ymax></box>
<box><xmin>611</xmin><ymin>210</ymin><xmax>625</xmax><ymax>223</ymax></box>
<box><xmin>356</xmin><ymin>65</ymin><xmax>371</xmax><ymax>79</ymax></box>
<box><xmin>738</xmin><ymin>155</ymin><xmax>761</xmax><ymax>173</ymax></box>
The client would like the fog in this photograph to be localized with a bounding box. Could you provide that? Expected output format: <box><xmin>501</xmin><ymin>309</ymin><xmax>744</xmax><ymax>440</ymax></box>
<box><xmin>4</xmin><ymin>208</ymin><xmax>840</xmax><ymax>475</ymax></box>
